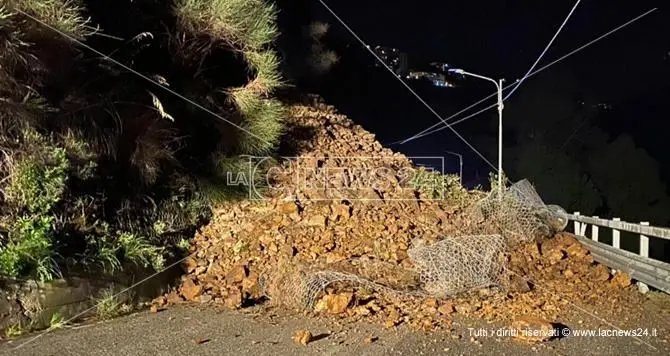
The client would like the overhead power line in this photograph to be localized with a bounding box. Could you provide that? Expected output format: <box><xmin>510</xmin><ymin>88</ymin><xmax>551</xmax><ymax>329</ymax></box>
<box><xmin>315</xmin><ymin>0</ymin><xmax>499</xmax><ymax>171</ymax></box>
<box><xmin>395</xmin><ymin>7</ymin><xmax>658</xmax><ymax>145</ymax></box>
<box><xmin>504</xmin><ymin>0</ymin><xmax>582</xmax><ymax>101</ymax></box>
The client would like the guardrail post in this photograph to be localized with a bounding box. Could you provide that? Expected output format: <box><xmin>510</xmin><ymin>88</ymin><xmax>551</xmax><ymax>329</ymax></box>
<box><xmin>573</xmin><ymin>212</ymin><xmax>581</xmax><ymax>235</ymax></box>
<box><xmin>638</xmin><ymin>221</ymin><xmax>650</xmax><ymax>293</ymax></box>
<box><xmin>612</xmin><ymin>218</ymin><xmax>621</xmax><ymax>249</ymax></box>
<box><xmin>591</xmin><ymin>216</ymin><xmax>599</xmax><ymax>242</ymax></box>
<box><xmin>640</xmin><ymin>221</ymin><xmax>650</xmax><ymax>258</ymax></box>
<box><xmin>611</xmin><ymin>218</ymin><xmax>621</xmax><ymax>274</ymax></box>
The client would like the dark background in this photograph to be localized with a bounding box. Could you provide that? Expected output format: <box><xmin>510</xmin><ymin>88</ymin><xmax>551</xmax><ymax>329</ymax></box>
<box><xmin>276</xmin><ymin>0</ymin><xmax>670</xmax><ymax>225</ymax></box>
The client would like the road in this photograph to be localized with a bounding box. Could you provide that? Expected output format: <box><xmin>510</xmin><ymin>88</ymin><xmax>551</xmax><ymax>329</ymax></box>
<box><xmin>2</xmin><ymin>302</ymin><xmax>669</xmax><ymax>356</ymax></box>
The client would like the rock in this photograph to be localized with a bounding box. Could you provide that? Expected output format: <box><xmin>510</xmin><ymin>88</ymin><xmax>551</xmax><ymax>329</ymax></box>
<box><xmin>590</xmin><ymin>264</ymin><xmax>610</xmax><ymax>282</ymax></box>
<box><xmin>149</xmin><ymin>304</ymin><xmax>166</xmax><ymax>313</ymax></box>
<box><xmin>307</xmin><ymin>215</ymin><xmax>327</xmax><ymax>228</ymax></box>
<box><xmin>423</xmin><ymin>298</ymin><xmax>438</xmax><ymax>308</ymax></box>
<box><xmin>199</xmin><ymin>294</ymin><xmax>213</xmax><ymax>303</ymax></box>
<box><xmin>293</xmin><ymin>329</ymin><xmax>312</xmax><ymax>345</ymax></box>
<box><xmin>314</xmin><ymin>292</ymin><xmax>353</xmax><ymax>314</ymax></box>
<box><xmin>546</xmin><ymin>249</ymin><xmax>565</xmax><ymax>265</ymax></box>
<box><xmin>511</xmin><ymin>316</ymin><xmax>555</xmax><ymax>342</ymax></box>
<box><xmin>325</xmin><ymin>253</ymin><xmax>346</xmax><ymax>264</ymax></box>
<box><xmin>455</xmin><ymin>303</ymin><xmax>473</xmax><ymax>315</ymax></box>
<box><xmin>179</xmin><ymin>279</ymin><xmax>202</xmax><ymax>302</ymax></box>
<box><xmin>166</xmin><ymin>291</ymin><xmax>184</xmax><ymax>304</ymax></box>
<box><xmin>152</xmin><ymin>295</ymin><xmax>167</xmax><ymax>307</ymax></box>
<box><xmin>183</xmin><ymin>257</ymin><xmax>198</xmax><ymax>273</ymax></box>
<box><xmin>364</xmin><ymin>336</ymin><xmax>378</xmax><ymax>344</ymax></box>
<box><xmin>226</xmin><ymin>265</ymin><xmax>248</xmax><ymax>284</ymax></box>
<box><xmin>242</xmin><ymin>273</ymin><xmax>259</xmax><ymax>295</ymax></box>
<box><xmin>437</xmin><ymin>302</ymin><xmax>455</xmax><ymax>315</ymax></box>
<box><xmin>280</xmin><ymin>202</ymin><xmax>299</xmax><ymax>215</ymax></box>
<box><xmin>611</xmin><ymin>272</ymin><xmax>632</xmax><ymax>288</ymax></box>
<box><xmin>508</xmin><ymin>275</ymin><xmax>532</xmax><ymax>293</ymax></box>
<box><xmin>225</xmin><ymin>289</ymin><xmax>243</xmax><ymax>310</ymax></box>
<box><xmin>566</xmin><ymin>243</ymin><xmax>589</xmax><ymax>259</ymax></box>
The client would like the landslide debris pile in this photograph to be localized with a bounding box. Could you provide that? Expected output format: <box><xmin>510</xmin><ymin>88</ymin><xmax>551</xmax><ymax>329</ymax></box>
<box><xmin>160</xmin><ymin>99</ymin><xmax>644</xmax><ymax>330</ymax></box>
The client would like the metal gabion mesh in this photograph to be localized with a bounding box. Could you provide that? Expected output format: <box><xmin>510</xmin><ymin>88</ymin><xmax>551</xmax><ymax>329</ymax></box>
<box><xmin>407</xmin><ymin>234</ymin><xmax>506</xmax><ymax>297</ymax></box>
<box><xmin>265</xmin><ymin>179</ymin><xmax>559</xmax><ymax>307</ymax></box>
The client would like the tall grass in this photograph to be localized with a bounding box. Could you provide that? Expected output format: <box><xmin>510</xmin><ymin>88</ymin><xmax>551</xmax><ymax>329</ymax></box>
<box><xmin>5</xmin><ymin>0</ymin><xmax>95</xmax><ymax>39</ymax></box>
<box><xmin>175</xmin><ymin>0</ymin><xmax>278</xmax><ymax>50</ymax></box>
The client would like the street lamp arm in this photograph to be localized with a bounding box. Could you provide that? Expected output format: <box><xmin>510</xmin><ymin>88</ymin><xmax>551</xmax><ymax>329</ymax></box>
<box><xmin>458</xmin><ymin>70</ymin><xmax>502</xmax><ymax>91</ymax></box>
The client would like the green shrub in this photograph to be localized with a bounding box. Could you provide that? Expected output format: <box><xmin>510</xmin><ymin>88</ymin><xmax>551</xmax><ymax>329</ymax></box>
<box><xmin>118</xmin><ymin>232</ymin><xmax>165</xmax><ymax>271</ymax></box>
<box><xmin>0</xmin><ymin>215</ymin><xmax>54</xmax><ymax>279</ymax></box>
<box><xmin>6</xmin><ymin>148</ymin><xmax>68</xmax><ymax>215</ymax></box>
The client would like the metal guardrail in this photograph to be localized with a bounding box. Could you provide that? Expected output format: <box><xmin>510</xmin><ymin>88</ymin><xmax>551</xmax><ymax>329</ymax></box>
<box><xmin>568</xmin><ymin>212</ymin><xmax>670</xmax><ymax>294</ymax></box>
<box><xmin>574</xmin><ymin>235</ymin><xmax>670</xmax><ymax>294</ymax></box>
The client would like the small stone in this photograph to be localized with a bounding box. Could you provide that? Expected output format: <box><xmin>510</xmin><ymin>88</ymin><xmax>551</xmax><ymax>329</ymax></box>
<box><xmin>590</xmin><ymin>264</ymin><xmax>610</xmax><ymax>282</ymax></box>
<box><xmin>610</xmin><ymin>272</ymin><xmax>632</xmax><ymax>288</ymax></box>
<box><xmin>166</xmin><ymin>291</ymin><xmax>183</xmax><ymax>304</ymax></box>
<box><xmin>199</xmin><ymin>294</ymin><xmax>213</xmax><ymax>303</ymax></box>
<box><xmin>508</xmin><ymin>275</ymin><xmax>532</xmax><ymax>293</ymax></box>
<box><xmin>293</xmin><ymin>329</ymin><xmax>312</xmax><ymax>345</ymax></box>
<box><xmin>180</xmin><ymin>278</ymin><xmax>202</xmax><ymax>302</ymax></box>
<box><xmin>437</xmin><ymin>302</ymin><xmax>455</xmax><ymax>315</ymax></box>
<box><xmin>280</xmin><ymin>202</ymin><xmax>299</xmax><ymax>215</ymax></box>
<box><xmin>424</xmin><ymin>298</ymin><xmax>438</xmax><ymax>308</ymax></box>
<box><xmin>314</xmin><ymin>293</ymin><xmax>353</xmax><ymax>314</ymax></box>
<box><xmin>307</xmin><ymin>215</ymin><xmax>327</xmax><ymax>228</ymax></box>
<box><xmin>364</xmin><ymin>336</ymin><xmax>378</xmax><ymax>344</ymax></box>
<box><xmin>226</xmin><ymin>265</ymin><xmax>248</xmax><ymax>284</ymax></box>
<box><xmin>183</xmin><ymin>257</ymin><xmax>198</xmax><ymax>273</ymax></box>
<box><xmin>225</xmin><ymin>289</ymin><xmax>243</xmax><ymax>310</ymax></box>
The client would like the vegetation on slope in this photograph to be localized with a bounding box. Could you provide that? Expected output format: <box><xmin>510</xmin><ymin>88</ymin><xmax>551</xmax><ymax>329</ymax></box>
<box><xmin>0</xmin><ymin>0</ymin><xmax>285</xmax><ymax>281</ymax></box>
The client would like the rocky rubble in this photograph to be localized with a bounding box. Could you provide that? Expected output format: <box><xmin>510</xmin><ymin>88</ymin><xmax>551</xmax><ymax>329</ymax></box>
<box><xmin>156</xmin><ymin>98</ymin><xmax>645</xmax><ymax>333</ymax></box>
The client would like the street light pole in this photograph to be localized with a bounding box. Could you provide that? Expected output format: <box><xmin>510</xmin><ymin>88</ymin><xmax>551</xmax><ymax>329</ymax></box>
<box><xmin>448</xmin><ymin>68</ymin><xmax>504</xmax><ymax>196</ymax></box>
<box><xmin>445</xmin><ymin>151</ymin><xmax>463</xmax><ymax>185</ymax></box>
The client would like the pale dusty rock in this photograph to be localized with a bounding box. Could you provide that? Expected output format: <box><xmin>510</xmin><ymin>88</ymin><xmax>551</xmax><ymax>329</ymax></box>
<box><xmin>566</xmin><ymin>243</ymin><xmax>589</xmax><ymax>259</ymax></box>
<box><xmin>314</xmin><ymin>292</ymin><xmax>353</xmax><ymax>314</ymax></box>
<box><xmin>225</xmin><ymin>288</ymin><xmax>243</xmax><ymax>310</ymax></box>
<box><xmin>307</xmin><ymin>215</ymin><xmax>327</xmax><ymax>228</ymax></box>
<box><xmin>590</xmin><ymin>264</ymin><xmax>611</xmax><ymax>282</ymax></box>
<box><xmin>611</xmin><ymin>272</ymin><xmax>632</xmax><ymax>288</ymax></box>
<box><xmin>437</xmin><ymin>302</ymin><xmax>455</xmax><ymax>315</ymax></box>
<box><xmin>293</xmin><ymin>329</ymin><xmax>312</xmax><ymax>345</ymax></box>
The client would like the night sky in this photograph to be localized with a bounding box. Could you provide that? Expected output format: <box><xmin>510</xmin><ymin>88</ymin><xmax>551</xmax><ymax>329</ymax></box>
<box><xmin>282</xmin><ymin>0</ymin><xmax>669</xmax><ymax>187</ymax></box>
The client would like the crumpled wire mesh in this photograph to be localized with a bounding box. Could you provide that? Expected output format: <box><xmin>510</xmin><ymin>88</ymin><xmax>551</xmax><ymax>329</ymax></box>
<box><xmin>263</xmin><ymin>179</ymin><xmax>559</xmax><ymax>308</ymax></box>
<box><xmin>407</xmin><ymin>234</ymin><xmax>506</xmax><ymax>297</ymax></box>
<box><xmin>467</xmin><ymin>179</ymin><xmax>554</xmax><ymax>244</ymax></box>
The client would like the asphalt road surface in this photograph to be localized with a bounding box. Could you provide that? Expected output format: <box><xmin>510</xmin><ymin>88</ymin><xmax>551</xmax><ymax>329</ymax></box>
<box><xmin>2</xmin><ymin>302</ymin><xmax>670</xmax><ymax>356</ymax></box>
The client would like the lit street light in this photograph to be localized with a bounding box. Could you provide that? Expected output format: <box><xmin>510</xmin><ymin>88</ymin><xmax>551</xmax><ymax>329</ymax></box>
<box><xmin>445</xmin><ymin>151</ymin><xmax>463</xmax><ymax>185</ymax></box>
<box><xmin>448</xmin><ymin>68</ymin><xmax>505</xmax><ymax>196</ymax></box>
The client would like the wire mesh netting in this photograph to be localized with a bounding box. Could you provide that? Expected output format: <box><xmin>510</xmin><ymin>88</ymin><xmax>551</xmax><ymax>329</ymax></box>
<box><xmin>407</xmin><ymin>234</ymin><xmax>507</xmax><ymax>298</ymax></box>
<box><xmin>261</xmin><ymin>179</ymin><xmax>565</xmax><ymax>308</ymax></box>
